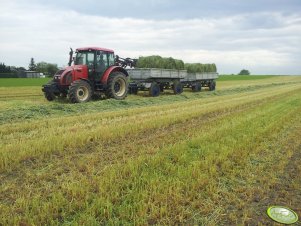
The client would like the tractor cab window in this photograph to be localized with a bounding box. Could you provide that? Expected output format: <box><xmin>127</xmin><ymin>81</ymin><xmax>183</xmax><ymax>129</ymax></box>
<box><xmin>108</xmin><ymin>53</ymin><xmax>115</xmax><ymax>66</ymax></box>
<box><xmin>75</xmin><ymin>52</ymin><xmax>86</xmax><ymax>65</ymax></box>
<box><xmin>96</xmin><ymin>51</ymin><xmax>108</xmax><ymax>73</ymax></box>
<box><xmin>75</xmin><ymin>51</ymin><xmax>95</xmax><ymax>68</ymax></box>
<box><xmin>87</xmin><ymin>53</ymin><xmax>95</xmax><ymax>69</ymax></box>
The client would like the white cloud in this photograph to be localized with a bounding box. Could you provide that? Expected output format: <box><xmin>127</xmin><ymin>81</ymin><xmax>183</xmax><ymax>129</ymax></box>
<box><xmin>0</xmin><ymin>2</ymin><xmax>300</xmax><ymax>75</ymax></box>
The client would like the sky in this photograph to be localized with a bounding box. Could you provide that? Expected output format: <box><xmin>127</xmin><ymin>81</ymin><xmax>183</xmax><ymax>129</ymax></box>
<box><xmin>0</xmin><ymin>0</ymin><xmax>300</xmax><ymax>75</ymax></box>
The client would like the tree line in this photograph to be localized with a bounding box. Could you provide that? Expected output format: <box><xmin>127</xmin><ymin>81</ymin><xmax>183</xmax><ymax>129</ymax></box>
<box><xmin>136</xmin><ymin>55</ymin><xmax>217</xmax><ymax>73</ymax></box>
<box><xmin>0</xmin><ymin>63</ymin><xmax>12</xmax><ymax>73</ymax></box>
<box><xmin>0</xmin><ymin>58</ymin><xmax>59</xmax><ymax>77</ymax></box>
<box><xmin>28</xmin><ymin>58</ymin><xmax>59</xmax><ymax>76</ymax></box>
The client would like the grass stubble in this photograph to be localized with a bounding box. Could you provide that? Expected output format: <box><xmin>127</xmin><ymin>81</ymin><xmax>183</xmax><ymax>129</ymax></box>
<box><xmin>0</xmin><ymin>76</ymin><xmax>301</xmax><ymax>225</ymax></box>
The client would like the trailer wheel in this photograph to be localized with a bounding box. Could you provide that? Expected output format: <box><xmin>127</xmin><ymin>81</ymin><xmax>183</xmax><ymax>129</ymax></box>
<box><xmin>209</xmin><ymin>81</ymin><xmax>216</xmax><ymax>91</ymax></box>
<box><xmin>149</xmin><ymin>82</ymin><xmax>160</xmax><ymax>97</ymax></box>
<box><xmin>128</xmin><ymin>83</ymin><xmax>138</xmax><ymax>95</ymax></box>
<box><xmin>173</xmin><ymin>80</ymin><xmax>183</xmax><ymax>94</ymax></box>
<box><xmin>69</xmin><ymin>80</ymin><xmax>92</xmax><ymax>103</ymax></box>
<box><xmin>106</xmin><ymin>72</ymin><xmax>128</xmax><ymax>100</ymax></box>
<box><xmin>160</xmin><ymin>84</ymin><xmax>164</xmax><ymax>92</ymax></box>
<box><xmin>192</xmin><ymin>82</ymin><xmax>202</xmax><ymax>92</ymax></box>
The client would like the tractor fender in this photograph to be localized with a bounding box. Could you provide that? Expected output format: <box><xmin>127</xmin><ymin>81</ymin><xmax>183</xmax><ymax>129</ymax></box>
<box><xmin>79</xmin><ymin>77</ymin><xmax>91</xmax><ymax>84</ymax></box>
<box><xmin>59</xmin><ymin>68</ymin><xmax>73</xmax><ymax>85</ymax></box>
<box><xmin>101</xmin><ymin>66</ymin><xmax>129</xmax><ymax>84</ymax></box>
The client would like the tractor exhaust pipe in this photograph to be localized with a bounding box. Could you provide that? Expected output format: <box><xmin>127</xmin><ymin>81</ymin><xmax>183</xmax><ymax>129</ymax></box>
<box><xmin>68</xmin><ymin>48</ymin><xmax>73</xmax><ymax>66</ymax></box>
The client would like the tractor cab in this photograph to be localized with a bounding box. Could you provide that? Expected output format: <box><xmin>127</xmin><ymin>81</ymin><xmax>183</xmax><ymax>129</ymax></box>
<box><xmin>74</xmin><ymin>47</ymin><xmax>116</xmax><ymax>80</ymax></box>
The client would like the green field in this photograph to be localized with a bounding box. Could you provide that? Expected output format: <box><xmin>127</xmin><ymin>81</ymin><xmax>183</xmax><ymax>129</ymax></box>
<box><xmin>0</xmin><ymin>78</ymin><xmax>51</xmax><ymax>87</ymax></box>
<box><xmin>217</xmin><ymin>75</ymin><xmax>274</xmax><ymax>81</ymax></box>
<box><xmin>0</xmin><ymin>76</ymin><xmax>301</xmax><ymax>225</ymax></box>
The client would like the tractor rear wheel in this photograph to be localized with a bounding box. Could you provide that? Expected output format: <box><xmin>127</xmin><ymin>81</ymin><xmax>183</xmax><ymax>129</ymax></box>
<box><xmin>173</xmin><ymin>80</ymin><xmax>183</xmax><ymax>94</ymax></box>
<box><xmin>105</xmin><ymin>72</ymin><xmax>128</xmax><ymax>100</ymax></box>
<box><xmin>69</xmin><ymin>80</ymin><xmax>92</xmax><ymax>103</ymax></box>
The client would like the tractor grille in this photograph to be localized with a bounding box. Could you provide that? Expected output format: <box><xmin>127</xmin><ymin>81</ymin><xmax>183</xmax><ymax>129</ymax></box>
<box><xmin>53</xmin><ymin>70</ymin><xmax>65</xmax><ymax>81</ymax></box>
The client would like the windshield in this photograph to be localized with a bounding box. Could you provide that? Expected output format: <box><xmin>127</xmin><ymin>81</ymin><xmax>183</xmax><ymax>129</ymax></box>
<box><xmin>74</xmin><ymin>51</ymin><xmax>95</xmax><ymax>66</ymax></box>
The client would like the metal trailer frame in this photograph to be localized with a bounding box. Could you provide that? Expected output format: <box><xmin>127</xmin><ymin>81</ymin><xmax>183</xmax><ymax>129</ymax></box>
<box><xmin>181</xmin><ymin>72</ymin><xmax>219</xmax><ymax>92</ymax></box>
<box><xmin>127</xmin><ymin>68</ymin><xmax>187</xmax><ymax>96</ymax></box>
<box><xmin>127</xmin><ymin>69</ymin><xmax>219</xmax><ymax>96</ymax></box>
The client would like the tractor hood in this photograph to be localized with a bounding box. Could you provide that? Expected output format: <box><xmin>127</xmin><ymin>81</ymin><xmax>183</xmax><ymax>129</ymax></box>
<box><xmin>55</xmin><ymin>65</ymin><xmax>89</xmax><ymax>85</ymax></box>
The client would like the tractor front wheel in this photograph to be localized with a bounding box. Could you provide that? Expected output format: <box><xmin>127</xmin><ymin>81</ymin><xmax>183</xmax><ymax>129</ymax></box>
<box><xmin>69</xmin><ymin>80</ymin><xmax>92</xmax><ymax>103</ymax></box>
<box><xmin>105</xmin><ymin>72</ymin><xmax>128</xmax><ymax>100</ymax></box>
<box><xmin>44</xmin><ymin>92</ymin><xmax>55</xmax><ymax>101</ymax></box>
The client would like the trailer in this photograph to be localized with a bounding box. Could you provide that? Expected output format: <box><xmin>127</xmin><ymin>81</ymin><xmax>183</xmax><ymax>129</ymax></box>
<box><xmin>127</xmin><ymin>69</ymin><xmax>218</xmax><ymax>96</ymax></box>
<box><xmin>181</xmin><ymin>72</ymin><xmax>218</xmax><ymax>92</ymax></box>
<box><xmin>127</xmin><ymin>68</ymin><xmax>187</xmax><ymax>97</ymax></box>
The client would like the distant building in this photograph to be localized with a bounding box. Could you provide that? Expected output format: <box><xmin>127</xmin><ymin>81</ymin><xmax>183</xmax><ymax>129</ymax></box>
<box><xmin>17</xmin><ymin>71</ymin><xmax>42</xmax><ymax>78</ymax></box>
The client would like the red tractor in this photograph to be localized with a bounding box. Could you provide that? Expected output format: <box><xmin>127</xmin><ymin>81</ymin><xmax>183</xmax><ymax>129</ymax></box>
<box><xmin>42</xmin><ymin>47</ymin><xmax>136</xmax><ymax>103</ymax></box>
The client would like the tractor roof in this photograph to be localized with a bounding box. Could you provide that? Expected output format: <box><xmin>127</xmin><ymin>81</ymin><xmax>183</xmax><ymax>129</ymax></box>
<box><xmin>76</xmin><ymin>47</ymin><xmax>114</xmax><ymax>53</ymax></box>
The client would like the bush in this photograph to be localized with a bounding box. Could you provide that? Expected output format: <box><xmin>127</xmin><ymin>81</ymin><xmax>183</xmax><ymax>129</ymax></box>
<box><xmin>238</xmin><ymin>69</ymin><xmax>250</xmax><ymax>75</ymax></box>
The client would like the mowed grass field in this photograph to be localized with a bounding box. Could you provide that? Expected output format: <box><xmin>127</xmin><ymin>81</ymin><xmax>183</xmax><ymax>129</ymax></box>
<box><xmin>0</xmin><ymin>75</ymin><xmax>301</xmax><ymax>225</ymax></box>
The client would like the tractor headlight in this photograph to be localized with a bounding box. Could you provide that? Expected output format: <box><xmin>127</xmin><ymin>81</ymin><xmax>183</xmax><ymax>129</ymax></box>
<box><xmin>54</xmin><ymin>75</ymin><xmax>61</xmax><ymax>80</ymax></box>
<box><xmin>54</xmin><ymin>69</ymin><xmax>65</xmax><ymax>81</ymax></box>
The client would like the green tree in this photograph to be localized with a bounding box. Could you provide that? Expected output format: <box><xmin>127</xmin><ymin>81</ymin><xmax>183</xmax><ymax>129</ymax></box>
<box><xmin>46</xmin><ymin>63</ymin><xmax>59</xmax><ymax>76</ymax></box>
<box><xmin>36</xmin><ymin>62</ymin><xmax>48</xmax><ymax>74</ymax></box>
<box><xmin>36</xmin><ymin>62</ymin><xmax>59</xmax><ymax>76</ymax></box>
<box><xmin>28</xmin><ymin>58</ymin><xmax>37</xmax><ymax>71</ymax></box>
<box><xmin>0</xmin><ymin>63</ymin><xmax>11</xmax><ymax>73</ymax></box>
<box><xmin>238</xmin><ymin>69</ymin><xmax>250</xmax><ymax>75</ymax></box>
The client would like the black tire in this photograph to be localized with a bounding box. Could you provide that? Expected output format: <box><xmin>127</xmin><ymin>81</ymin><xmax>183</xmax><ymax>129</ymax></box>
<box><xmin>69</xmin><ymin>80</ymin><xmax>92</xmax><ymax>103</ymax></box>
<box><xmin>43</xmin><ymin>80</ymin><xmax>57</xmax><ymax>101</ymax></box>
<box><xmin>192</xmin><ymin>82</ymin><xmax>202</xmax><ymax>92</ymax></box>
<box><xmin>160</xmin><ymin>84</ymin><xmax>164</xmax><ymax>92</ymax></box>
<box><xmin>149</xmin><ymin>82</ymin><xmax>160</xmax><ymax>97</ymax></box>
<box><xmin>173</xmin><ymin>80</ymin><xmax>183</xmax><ymax>94</ymax></box>
<box><xmin>44</xmin><ymin>92</ymin><xmax>55</xmax><ymax>101</ymax></box>
<box><xmin>131</xmin><ymin>87</ymin><xmax>138</xmax><ymax>95</ymax></box>
<box><xmin>209</xmin><ymin>81</ymin><xmax>216</xmax><ymax>91</ymax></box>
<box><xmin>128</xmin><ymin>83</ymin><xmax>138</xmax><ymax>95</ymax></box>
<box><xmin>105</xmin><ymin>72</ymin><xmax>128</xmax><ymax>100</ymax></box>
